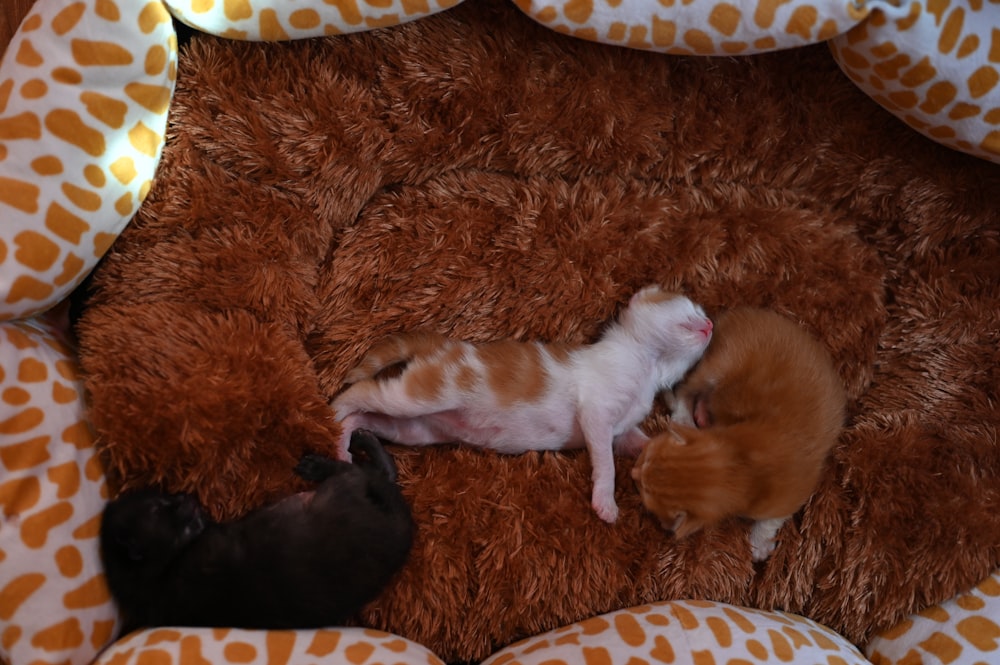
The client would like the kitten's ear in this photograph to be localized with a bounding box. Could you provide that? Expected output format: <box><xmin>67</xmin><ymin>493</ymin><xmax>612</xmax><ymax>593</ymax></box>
<box><xmin>662</xmin><ymin>424</ymin><xmax>690</xmax><ymax>446</ymax></box>
<box><xmin>630</xmin><ymin>285</ymin><xmax>652</xmax><ymax>305</ymax></box>
<box><xmin>669</xmin><ymin>422</ymin><xmax>707</xmax><ymax>446</ymax></box>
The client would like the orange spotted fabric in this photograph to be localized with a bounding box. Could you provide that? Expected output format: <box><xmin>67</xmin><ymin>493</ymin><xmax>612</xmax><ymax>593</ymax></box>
<box><xmin>161</xmin><ymin>0</ymin><xmax>464</xmax><ymax>41</ymax></box>
<box><xmin>0</xmin><ymin>0</ymin><xmax>176</xmax><ymax>321</ymax></box>
<box><xmin>0</xmin><ymin>313</ymin><xmax>119</xmax><ymax>665</ymax></box>
<box><xmin>829</xmin><ymin>0</ymin><xmax>1000</xmax><ymax>163</ymax></box>
<box><xmin>481</xmin><ymin>599</ymin><xmax>872</xmax><ymax>665</ymax></box>
<box><xmin>512</xmin><ymin>0</ymin><xmax>869</xmax><ymax>54</ymax></box>
<box><xmin>866</xmin><ymin>569</ymin><xmax>1000</xmax><ymax>665</ymax></box>
<box><xmin>93</xmin><ymin>626</ymin><xmax>445</xmax><ymax>665</ymax></box>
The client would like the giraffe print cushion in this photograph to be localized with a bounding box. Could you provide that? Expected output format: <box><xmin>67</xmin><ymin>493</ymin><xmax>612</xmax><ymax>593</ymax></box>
<box><xmin>512</xmin><ymin>0</ymin><xmax>869</xmax><ymax>54</ymax></box>
<box><xmin>866</xmin><ymin>569</ymin><xmax>1000</xmax><ymax>665</ymax></box>
<box><xmin>0</xmin><ymin>312</ymin><xmax>119</xmax><ymax>665</ymax></box>
<box><xmin>92</xmin><ymin>626</ymin><xmax>445</xmax><ymax>665</ymax></box>
<box><xmin>509</xmin><ymin>0</ymin><xmax>1000</xmax><ymax>164</ymax></box>
<box><xmin>0</xmin><ymin>0</ymin><xmax>176</xmax><ymax>321</ymax></box>
<box><xmin>161</xmin><ymin>0</ymin><xmax>464</xmax><ymax>40</ymax></box>
<box><xmin>480</xmin><ymin>599</ymin><xmax>871</xmax><ymax>665</ymax></box>
<box><xmin>829</xmin><ymin>0</ymin><xmax>1000</xmax><ymax>163</ymax></box>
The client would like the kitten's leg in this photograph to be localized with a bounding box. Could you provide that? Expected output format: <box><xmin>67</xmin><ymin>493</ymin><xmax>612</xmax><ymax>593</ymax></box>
<box><xmin>344</xmin><ymin>413</ymin><xmax>446</xmax><ymax>446</ymax></box>
<box><xmin>579</xmin><ymin>414</ymin><xmax>619</xmax><ymax>523</ymax></box>
<box><xmin>347</xmin><ymin>429</ymin><xmax>398</xmax><ymax>483</ymax></box>
<box><xmin>333</xmin><ymin>380</ymin><xmax>453</xmax><ymax>450</ymax></box>
<box><xmin>334</xmin><ymin>379</ymin><xmax>448</xmax><ymax>421</ymax></box>
<box><xmin>295</xmin><ymin>454</ymin><xmax>351</xmax><ymax>482</ymax></box>
<box><xmin>613</xmin><ymin>427</ymin><xmax>649</xmax><ymax>457</ymax></box>
<box><xmin>335</xmin><ymin>413</ymin><xmax>364</xmax><ymax>461</ymax></box>
<box><xmin>749</xmin><ymin>516</ymin><xmax>787</xmax><ymax>562</ymax></box>
<box><xmin>296</xmin><ymin>428</ymin><xmax>387</xmax><ymax>481</ymax></box>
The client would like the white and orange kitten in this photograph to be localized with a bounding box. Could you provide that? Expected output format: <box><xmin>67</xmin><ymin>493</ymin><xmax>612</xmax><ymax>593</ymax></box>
<box><xmin>631</xmin><ymin>306</ymin><xmax>846</xmax><ymax>560</ymax></box>
<box><xmin>332</xmin><ymin>286</ymin><xmax>713</xmax><ymax>522</ymax></box>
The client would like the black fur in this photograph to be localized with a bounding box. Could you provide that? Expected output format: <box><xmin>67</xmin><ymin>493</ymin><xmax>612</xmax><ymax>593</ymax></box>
<box><xmin>100</xmin><ymin>430</ymin><xmax>413</xmax><ymax>632</ymax></box>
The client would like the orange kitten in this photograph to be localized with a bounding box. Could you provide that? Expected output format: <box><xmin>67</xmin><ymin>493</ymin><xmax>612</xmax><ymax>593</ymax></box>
<box><xmin>332</xmin><ymin>286</ymin><xmax>713</xmax><ymax>522</ymax></box>
<box><xmin>631</xmin><ymin>307</ymin><xmax>846</xmax><ymax>560</ymax></box>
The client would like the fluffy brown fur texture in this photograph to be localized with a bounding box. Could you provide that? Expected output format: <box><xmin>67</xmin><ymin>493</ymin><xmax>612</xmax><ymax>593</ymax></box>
<box><xmin>631</xmin><ymin>307</ymin><xmax>847</xmax><ymax>560</ymax></box>
<box><xmin>75</xmin><ymin>0</ymin><xmax>1000</xmax><ymax>661</ymax></box>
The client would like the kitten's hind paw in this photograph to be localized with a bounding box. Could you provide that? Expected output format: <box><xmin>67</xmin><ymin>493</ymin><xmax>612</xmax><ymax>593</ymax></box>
<box><xmin>294</xmin><ymin>454</ymin><xmax>348</xmax><ymax>482</ymax></box>
<box><xmin>349</xmin><ymin>429</ymin><xmax>398</xmax><ymax>483</ymax></box>
<box><xmin>749</xmin><ymin>517</ymin><xmax>787</xmax><ymax>562</ymax></box>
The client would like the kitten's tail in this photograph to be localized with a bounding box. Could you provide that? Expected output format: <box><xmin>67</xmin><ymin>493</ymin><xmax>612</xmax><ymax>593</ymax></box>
<box><xmin>343</xmin><ymin>331</ymin><xmax>450</xmax><ymax>385</ymax></box>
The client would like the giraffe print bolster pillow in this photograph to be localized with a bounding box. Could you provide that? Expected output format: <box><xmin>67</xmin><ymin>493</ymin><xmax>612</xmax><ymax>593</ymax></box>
<box><xmin>866</xmin><ymin>569</ymin><xmax>1000</xmax><ymax>665</ymax></box>
<box><xmin>830</xmin><ymin>0</ymin><xmax>1000</xmax><ymax>164</ymax></box>
<box><xmin>0</xmin><ymin>0</ymin><xmax>176</xmax><ymax>321</ymax></box>
<box><xmin>161</xmin><ymin>0</ymin><xmax>465</xmax><ymax>41</ymax></box>
<box><xmin>513</xmin><ymin>0</ymin><xmax>869</xmax><ymax>54</ymax></box>
<box><xmin>92</xmin><ymin>626</ymin><xmax>447</xmax><ymax>665</ymax></box>
<box><xmin>0</xmin><ymin>313</ymin><xmax>119</xmax><ymax>665</ymax></box>
<box><xmin>512</xmin><ymin>0</ymin><xmax>1000</xmax><ymax>164</ymax></box>
<box><xmin>480</xmin><ymin>600</ymin><xmax>873</xmax><ymax>665</ymax></box>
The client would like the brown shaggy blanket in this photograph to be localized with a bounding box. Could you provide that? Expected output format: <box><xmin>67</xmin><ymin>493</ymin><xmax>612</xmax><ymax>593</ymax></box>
<box><xmin>76</xmin><ymin>0</ymin><xmax>1000</xmax><ymax>660</ymax></box>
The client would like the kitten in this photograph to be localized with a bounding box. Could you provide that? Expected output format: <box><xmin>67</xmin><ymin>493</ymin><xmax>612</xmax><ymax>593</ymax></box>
<box><xmin>631</xmin><ymin>306</ymin><xmax>846</xmax><ymax>560</ymax></box>
<box><xmin>332</xmin><ymin>285</ymin><xmax>713</xmax><ymax>523</ymax></box>
<box><xmin>100</xmin><ymin>430</ymin><xmax>413</xmax><ymax>632</ymax></box>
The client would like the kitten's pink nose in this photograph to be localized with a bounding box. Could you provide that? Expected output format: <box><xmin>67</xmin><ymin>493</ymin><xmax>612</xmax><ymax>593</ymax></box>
<box><xmin>683</xmin><ymin>318</ymin><xmax>713</xmax><ymax>339</ymax></box>
<box><xmin>698</xmin><ymin>318</ymin><xmax>713</xmax><ymax>338</ymax></box>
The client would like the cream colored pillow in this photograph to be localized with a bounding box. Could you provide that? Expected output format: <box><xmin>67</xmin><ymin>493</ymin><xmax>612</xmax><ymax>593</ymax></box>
<box><xmin>161</xmin><ymin>0</ymin><xmax>465</xmax><ymax>40</ymax></box>
<box><xmin>0</xmin><ymin>313</ymin><xmax>119</xmax><ymax>665</ymax></box>
<box><xmin>482</xmin><ymin>599</ymin><xmax>871</xmax><ymax>665</ymax></box>
<box><xmin>93</xmin><ymin>626</ymin><xmax>446</xmax><ymax>665</ymax></box>
<box><xmin>512</xmin><ymin>0</ymin><xmax>869</xmax><ymax>54</ymax></box>
<box><xmin>0</xmin><ymin>0</ymin><xmax>176</xmax><ymax>320</ymax></box>
<box><xmin>866</xmin><ymin>569</ymin><xmax>1000</xmax><ymax>665</ymax></box>
<box><xmin>829</xmin><ymin>0</ymin><xmax>1000</xmax><ymax>163</ymax></box>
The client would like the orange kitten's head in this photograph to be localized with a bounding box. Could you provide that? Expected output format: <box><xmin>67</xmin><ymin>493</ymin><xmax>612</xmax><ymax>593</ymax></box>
<box><xmin>672</xmin><ymin>307</ymin><xmax>846</xmax><ymax>448</ymax></box>
<box><xmin>631</xmin><ymin>424</ymin><xmax>747</xmax><ymax>539</ymax></box>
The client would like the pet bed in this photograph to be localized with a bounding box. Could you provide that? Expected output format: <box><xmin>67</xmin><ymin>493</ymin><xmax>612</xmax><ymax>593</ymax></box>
<box><xmin>1</xmin><ymin>0</ymin><xmax>999</xmax><ymax>664</ymax></box>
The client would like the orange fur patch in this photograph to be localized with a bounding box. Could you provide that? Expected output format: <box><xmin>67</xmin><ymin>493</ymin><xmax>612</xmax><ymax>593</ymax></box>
<box><xmin>478</xmin><ymin>341</ymin><xmax>547</xmax><ymax>407</ymax></box>
<box><xmin>403</xmin><ymin>362</ymin><xmax>447</xmax><ymax>402</ymax></box>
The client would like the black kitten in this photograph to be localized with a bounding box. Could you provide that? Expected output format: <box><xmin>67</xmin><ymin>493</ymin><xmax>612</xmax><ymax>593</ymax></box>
<box><xmin>100</xmin><ymin>430</ymin><xmax>413</xmax><ymax>632</ymax></box>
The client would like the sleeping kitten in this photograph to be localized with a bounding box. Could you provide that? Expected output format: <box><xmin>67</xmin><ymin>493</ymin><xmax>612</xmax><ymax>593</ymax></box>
<box><xmin>332</xmin><ymin>285</ymin><xmax>713</xmax><ymax>523</ymax></box>
<box><xmin>631</xmin><ymin>307</ymin><xmax>846</xmax><ymax>560</ymax></box>
<box><xmin>100</xmin><ymin>430</ymin><xmax>413</xmax><ymax>632</ymax></box>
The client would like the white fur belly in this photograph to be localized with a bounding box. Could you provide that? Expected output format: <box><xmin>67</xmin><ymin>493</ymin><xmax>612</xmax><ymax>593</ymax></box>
<box><xmin>426</xmin><ymin>406</ymin><xmax>582</xmax><ymax>454</ymax></box>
